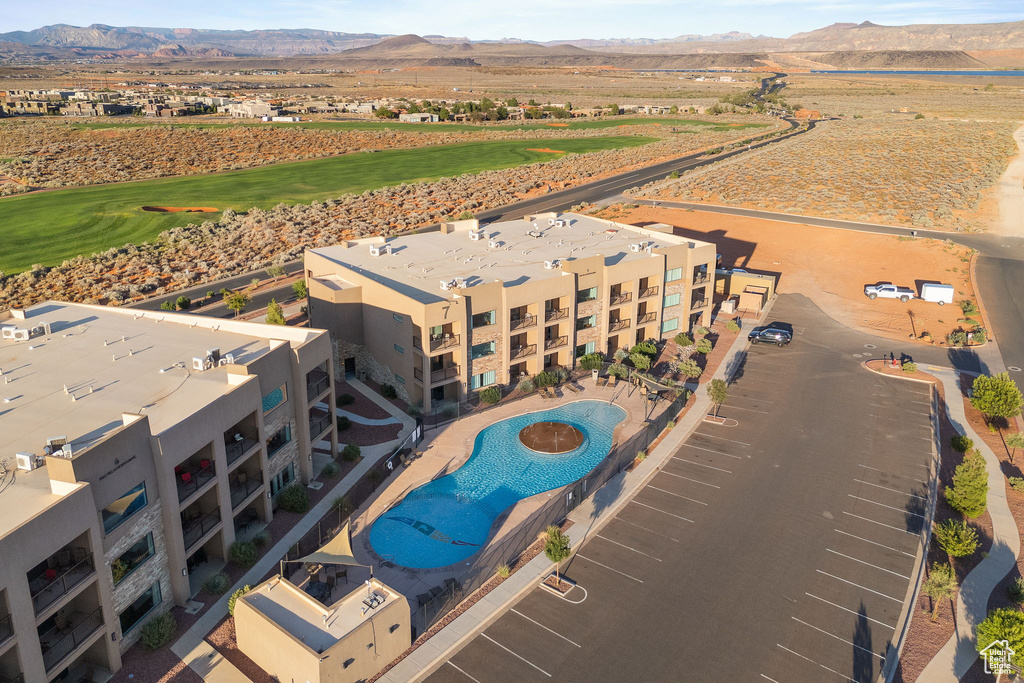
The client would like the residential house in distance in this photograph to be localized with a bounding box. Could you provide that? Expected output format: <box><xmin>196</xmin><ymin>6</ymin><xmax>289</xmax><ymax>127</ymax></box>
<box><xmin>398</xmin><ymin>112</ymin><xmax>440</xmax><ymax>123</ymax></box>
<box><xmin>306</xmin><ymin>213</ymin><xmax>716</xmax><ymax>411</ymax></box>
<box><xmin>0</xmin><ymin>302</ymin><xmax>336</xmax><ymax>681</ymax></box>
<box><xmin>226</xmin><ymin>100</ymin><xmax>280</xmax><ymax>118</ymax></box>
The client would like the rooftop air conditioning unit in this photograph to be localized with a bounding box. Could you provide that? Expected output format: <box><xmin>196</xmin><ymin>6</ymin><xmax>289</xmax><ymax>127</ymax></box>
<box><xmin>193</xmin><ymin>356</ymin><xmax>209</xmax><ymax>372</ymax></box>
<box><xmin>16</xmin><ymin>452</ymin><xmax>41</xmax><ymax>471</ymax></box>
<box><xmin>369</xmin><ymin>244</ymin><xmax>391</xmax><ymax>257</ymax></box>
<box><xmin>547</xmin><ymin>218</ymin><xmax>556</xmax><ymax>227</ymax></box>
<box><xmin>468</xmin><ymin>230</ymin><xmax>483</xmax><ymax>241</ymax></box>
<box><xmin>645</xmin><ymin>244</ymin><xmax>656</xmax><ymax>253</ymax></box>
<box><xmin>544</xmin><ymin>259</ymin><xmax>560</xmax><ymax>270</ymax></box>
<box><xmin>440</xmin><ymin>280</ymin><xmax>453</xmax><ymax>291</ymax></box>
<box><xmin>454</xmin><ymin>277</ymin><xmax>465</xmax><ymax>288</ymax></box>
<box><xmin>218</xmin><ymin>353</ymin><xmax>236</xmax><ymax>366</ymax></box>
<box><xmin>487</xmin><ymin>239</ymin><xmax>501</xmax><ymax>249</ymax></box>
<box><xmin>629</xmin><ymin>243</ymin><xmax>642</xmax><ymax>253</ymax></box>
<box><xmin>11</xmin><ymin>329</ymin><xmax>29</xmax><ymax>341</ymax></box>
<box><xmin>553</xmin><ymin>219</ymin><xmax>566</xmax><ymax>228</ymax></box>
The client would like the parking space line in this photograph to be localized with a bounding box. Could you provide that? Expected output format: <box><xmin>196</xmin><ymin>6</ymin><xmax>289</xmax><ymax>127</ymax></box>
<box><xmin>647</xmin><ymin>485</ymin><xmax>708</xmax><ymax>505</ymax></box>
<box><xmin>720</xmin><ymin>403</ymin><xmax>770</xmax><ymax>414</ymax></box>
<box><xmin>760</xmin><ymin>675</ymin><xmax>782</xmax><ymax>683</ymax></box>
<box><xmin>816</xmin><ymin>570</ymin><xmax>903</xmax><ymax>602</ymax></box>
<box><xmin>776</xmin><ymin>644</ymin><xmax>855</xmax><ymax>681</ymax></box>
<box><xmin>479</xmin><ymin>633</ymin><xmax>552</xmax><ymax>677</ymax></box>
<box><xmin>858</xmin><ymin>464</ymin><xmax>927</xmax><ymax>485</ymax></box>
<box><xmin>610</xmin><ymin>517</ymin><xmax>681</xmax><ymax>542</ymax></box>
<box><xmin>671</xmin><ymin>456</ymin><xmax>732</xmax><ymax>473</ymax></box>
<box><xmin>693</xmin><ymin>431</ymin><xmax>751</xmax><ymax>446</ymax></box>
<box><xmin>447</xmin><ymin>661</ymin><xmax>483</xmax><ymax>683</ymax></box>
<box><xmin>826</xmin><ymin>549</ymin><xmax>910</xmax><ymax>579</ymax></box>
<box><xmin>911</xmin><ymin>400</ymin><xmax>930</xmax><ymax>405</ymax></box>
<box><xmin>576</xmin><ymin>554</ymin><xmax>644</xmax><ymax>583</ymax></box>
<box><xmin>510</xmin><ymin>609</ymin><xmax>581</xmax><ymax>648</ymax></box>
<box><xmin>854</xmin><ymin>479</ymin><xmax>927</xmax><ymax>500</ymax></box>
<box><xmin>842</xmin><ymin>512</ymin><xmax>920</xmax><ymax>535</ymax></box>
<box><xmin>681</xmin><ymin>442</ymin><xmax>743</xmax><ymax>460</ymax></box>
<box><xmin>791</xmin><ymin>618</ymin><xmax>885</xmax><ymax>660</ymax></box>
<box><xmin>849</xmin><ymin>494</ymin><xmax>925</xmax><ymax>518</ymax></box>
<box><xmin>596</xmin><ymin>534</ymin><xmax>663</xmax><ymax>561</ymax></box>
<box><xmin>834</xmin><ymin>529</ymin><xmax>915</xmax><ymax>557</ymax></box>
<box><xmin>629</xmin><ymin>500</ymin><xmax>696</xmax><ymax>523</ymax></box>
<box><xmin>805</xmin><ymin>593</ymin><xmax>896</xmax><ymax>629</ymax></box>
<box><xmin>657</xmin><ymin>470</ymin><xmax>721</xmax><ymax>488</ymax></box>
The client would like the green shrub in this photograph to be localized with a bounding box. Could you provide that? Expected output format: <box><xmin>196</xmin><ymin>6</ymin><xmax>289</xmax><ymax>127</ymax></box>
<box><xmin>630</xmin><ymin>341</ymin><xmax>657</xmax><ymax>356</ymax></box>
<box><xmin>140</xmin><ymin>612</ymin><xmax>176</xmax><ymax>650</ymax></box>
<box><xmin>321</xmin><ymin>461</ymin><xmax>341</xmax><ymax>478</ymax></box>
<box><xmin>336</xmin><ymin>393</ymin><xmax>355</xmax><ymax>407</ymax></box>
<box><xmin>534</xmin><ymin>371</ymin><xmax>558</xmax><ymax>388</ymax></box>
<box><xmin>578</xmin><ymin>353</ymin><xmax>604</xmax><ymax>371</ymax></box>
<box><xmin>607</xmin><ymin>363</ymin><xmax>629</xmax><ymax>378</ymax></box>
<box><xmin>972</xmin><ymin>327</ymin><xmax>988</xmax><ymax>344</ymax></box>
<box><xmin>175</xmin><ymin>295</ymin><xmax>191</xmax><ymax>311</ymax></box>
<box><xmin>945</xmin><ymin>451</ymin><xmax>989</xmax><ymax>518</ymax></box>
<box><xmin>381</xmin><ymin>384</ymin><xmax>398</xmax><ymax>399</ymax></box>
<box><xmin>693</xmin><ymin>326</ymin><xmax>709</xmax><ymax>336</ymax></box>
<box><xmin>951</xmin><ymin>435</ymin><xmax>974</xmax><ymax>453</ymax></box>
<box><xmin>496</xmin><ymin>564</ymin><xmax>511</xmax><ymax>579</ymax></box>
<box><xmin>203</xmin><ymin>572</ymin><xmax>230</xmax><ymax>595</ymax></box>
<box><xmin>278</xmin><ymin>484</ymin><xmax>310</xmax><ymax>513</ymax></box>
<box><xmin>946</xmin><ymin>330</ymin><xmax>967</xmax><ymax>347</ymax></box>
<box><xmin>480</xmin><ymin>386</ymin><xmax>501</xmax><ymax>405</ymax></box>
<box><xmin>229</xmin><ymin>541</ymin><xmax>258</xmax><ymax>568</ymax></box>
<box><xmin>674</xmin><ymin>333</ymin><xmax>693</xmax><ymax>347</ymax></box>
<box><xmin>336</xmin><ymin>415</ymin><xmax>351</xmax><ymax>431</ymax></box>
<box><xmin>613</xmin><ymin>348</ymin><xmax>629</xmax><ymax>363</ymax></box>
<box><xmin>695</xmin><ymin>338</ymin><xmax>712</xmax><ymax>355</ymax></box>
<box><xmin>667</xmin><ymin>420</ymin><xmax>676</xmax><ymax>429</ymax></box>
<box><xmin>1009</xmin><ymin>578</ymin><xmax>1024</xmax><ymax>604</ymax></box>
<box><xmin>677</xmin><ymin>358</ymin><xmax>702</xmax><ymax>378</ymax></box>
<box><xmin>518</xmin><ymin>378</ymin><xmax>535</xmax><ymax>393</ymax></box>
<box><xmin>228</xmin><ymin>585</ymin><xmax>252</xmax><ymax>616</ymax></box>
<box><xmin>902</xmin><ymin>361</ymin><xmax>918</xmax><ymax>373</ymax></box>
<box><xmin>342</xmin><ymin>443</ymin><xmax>361</xmax><ymax>461</ymax></box>
<box><xmin>636</xmin><ymin>450</ymin><xmax>647</xmax><ymax>462</ymax></box>
<box><xmin>1010</xmin><ymin>477</ymin><xmax>1024</xmax><ymax>494</ymax></box>
<box><xmin>252</xmin><ymin>530</ymin><xmax>271</xmax><ymax>549</ymax></box>
<box><xmin>725</xmin><ymin>319</ymin><xmax>740</xmax><ymax>333</ymax></box>
<box><xmin>629</xmin><ymin>352</ymin><xmax>652</xmax><ymax>371</ymax></box>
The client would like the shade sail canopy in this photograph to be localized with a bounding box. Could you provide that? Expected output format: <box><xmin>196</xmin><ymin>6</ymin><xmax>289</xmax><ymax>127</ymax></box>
<box><xmin>296</xmin><ymin>522</ymin><xmax>368</xmax><ymax>568</ymax></box>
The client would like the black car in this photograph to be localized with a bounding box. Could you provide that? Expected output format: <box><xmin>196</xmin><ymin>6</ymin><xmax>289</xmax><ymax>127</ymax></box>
<box><xmin>748</xmin><ymin>328</ymin><xmax>792</xmax><ymax>346</ymax></box>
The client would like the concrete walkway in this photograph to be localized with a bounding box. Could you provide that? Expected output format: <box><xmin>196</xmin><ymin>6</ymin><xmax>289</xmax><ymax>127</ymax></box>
<box><xmin>337</xmin><ymin>407</ymin><xmax>401</xmax><ymax>426</ymax></box>
<box><xmin>169</xmin><ymin>381</ymin><xmax>415</xmax><ymax>682</ymax></box>
<box><xmin>917</xmin><ymin>366</ymin><xmax>1020</xmax><ymax>682</ymax></box>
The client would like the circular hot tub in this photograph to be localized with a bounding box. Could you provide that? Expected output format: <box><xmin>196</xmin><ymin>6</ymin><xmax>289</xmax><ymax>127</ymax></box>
<box><xmin>518</xmin><ymin>421</ymin><xmax>585</xmax><ymax>454</ymax></box>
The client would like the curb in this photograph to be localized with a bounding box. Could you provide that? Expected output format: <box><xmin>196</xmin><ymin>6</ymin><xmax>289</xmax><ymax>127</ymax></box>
<box><xmin>969</xmin><ymin>250</ymin><xmax>996</xmax><ymax>343</ymax></box>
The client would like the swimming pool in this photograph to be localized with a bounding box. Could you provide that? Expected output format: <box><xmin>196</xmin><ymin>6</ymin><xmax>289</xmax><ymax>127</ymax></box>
<box><xmin>369</xmin><ymin>400</ymin><xmax>627</xmax><ymax>569</ymax></box>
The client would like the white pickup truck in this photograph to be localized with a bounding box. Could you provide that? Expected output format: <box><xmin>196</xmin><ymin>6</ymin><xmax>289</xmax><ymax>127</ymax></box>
<box><xmin>864</xmin><ymin>284</ymin><xmax>915</xmax><ymax>302</ymax></box>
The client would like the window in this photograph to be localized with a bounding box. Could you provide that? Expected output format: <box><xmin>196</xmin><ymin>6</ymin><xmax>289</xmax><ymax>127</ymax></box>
<box><xmin>471</xmin><ymin>310</ymin><xmax>495</xmax><ymax>328</ymax></box>
<box><xmin>576</xmin><ymin>286</ymin><xmax>598</xmax><ymax>303</ymax></box>
<box><xmin>118</xmin><ymin>582</ymin><xmax>162</xmax><ymax>634</ymax></box>
<box><xmin>111</xmin><ymin>533</ymin><xmax>155</xmax><ymax>586</ymax></box>
<box><xmin>575</xmin><ymin>315</ymin><xmax>596</xmax><ymax>331</ymax></box>
<box><xmin>575</xmin><ymin>341</ymin><xmax>595</xmax><ymax>357</ymax></box>
<box><xmin>266</xmin><ymin>424</ymin><xmax>292</xmax><ymax>459</ymax></box>
<box><xmin>395</xmin><ymin>374</ymin><xmax>406</xmax><ymax>385</ymax></box>
<box><xmin>663</xmin><ymin>293</ymin><xmax>681</xmax><ymax>308</ymax></box>
<box><xmin>261</xmin><ymin>385</ymin><xmax>287</xmax><ymax>413</ymax></box>
<box><xmin>470</xmin><ymin>370</ymin><xmax>496</xmax><ymax>390</ymax></box>
<box><xmin>665</xmin><ymin>267</ymin><xmax>682</xmax><ymax>283</ymax></box>
<box><xmin>393</xmin><ymin>313</ymin><xmax>404</xmax><ymax>323</ymax></box>
<box><xmin>103</xmin><ymin>482</ymin><xmax>148</xmax><ymax>535</ymax></box>
<box><xmin>270</xmin><ymin>463</ymin><xmax>296</xmax><ymax>498</ymax></box>
<box><xmin>662</xmin><ymin>318</ymin><xmax>679</xmax><ymax>333</ymax></box>
<box><xmin>471</xmin><ymin>341</ymin><xmax>496</xmax><ymax>359</ymax></box>
<box><xmin>394</xmin><ymin>344</ymin><xmax>405</xmax><ymax>355</ymax></box>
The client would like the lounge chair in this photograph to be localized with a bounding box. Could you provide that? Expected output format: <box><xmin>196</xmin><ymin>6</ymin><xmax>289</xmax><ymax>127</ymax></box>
<box><xmin>608</xmin><ymin>375</ymin><xmax>618</xmax><ymax>389</ymax></box>
<box><xmin>595</xmin><ymin>376</ymin><xmax>608</xmax><ymax>387</ymax></box>
<box><xmin>539</xmin><ymin>390</ymin><xmax>550</xmax><ymax>400</ymax></box>
<box><xmin>566</xmin><ymin>383</ymin><xmax>581</xmax><ymax>394</ymax></box>
<box><xmin>417</xmin><ymin>592</ymin><xmax>433</xmax><ymax>606</ymax></box>
<box><xmin>546</xmin><ymin>387</ymin><xmax>558</xmax><ymax>398</ymax></box>
<box><xmin>443</xmin><ymin>577</ymin><xmax>463</xmax><ymax>593</ymax></box>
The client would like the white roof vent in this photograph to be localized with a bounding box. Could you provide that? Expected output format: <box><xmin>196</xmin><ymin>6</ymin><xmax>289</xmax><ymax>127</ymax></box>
<box><xmin>369</xmin><ymin>243</ymin><xmax>392</xmax><ymax>257</ymax></box>
<box><xmin>440</xmin><ymin>280</ymin><xmax>454</xmax><ymax>291</ymax></box>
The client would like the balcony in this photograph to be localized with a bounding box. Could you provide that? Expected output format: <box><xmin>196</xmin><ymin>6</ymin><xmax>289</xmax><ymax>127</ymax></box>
<box><xmin>177</xmin><ymin>462</ymin><xmax>215</xmax><ymax>504</ymax></box>
<box><xmin>305</xmin><ymin>369</ymin><xmax>330</xmax><ymax>402</ymax></box>
<box><xmin>638</xmin><ymin>286</ymin><xmax>660</xmax><ymax>299</ymax></box>
<box><xmin>638</xmin><ymin>312</ymin><xmax>658</xmax><ymax>325</ymax></box>
<box><xmin>230</xmin><ymin>475</ymin><xmax>263</xmax><ymax>510</ymax></box>
<box><xmin>430</xmin><ymin>365</ymin><xmax>460</xmax><ymax>384</ymax></box>
<box><xmin>308</xmin><ymin>410</ymin><xmax>332</xmax><ymax>440</ymax></box>
<box><xmin>509</xmin><ymin>314</ymin><xmax>537</xmax><ymax>331</ymax></box>
<box><xmin>30</xmin><ymin>553</ymin><xmax>94</xmax><ymax>615</ymax></box>
<box><xmin>510</xmin><ymin>344</ymin><xmax>537</xmax><ymax>361</ymax></box>
<box><xmin>429</xmin><ymin>334</ymin><xmax>460</xmax><ymax>353</ymax></box>
<box><xmin>40</xmin><ymin>608</ymin><xmax>103</xmax><ymax>673</ymax></box>
<box><xmin>183</xmin><ymin>508</ymin><xmax>220</xmax><ymax>551</ymax></box>
<box><xmin>0</xmin><ymin>614</ymin><xmax>12</xmax><ymax>648</ymax></box>
<box><xmin>544</xmin><ymin>336</ymin><xmax>568</xmax><ymax>351</ymax></box>
<box><xmin>610</xmin><ymin>292</ymin><xmax>632</xmax><ymax>306</ymax></box>
<box><xmin>545</xmin><ymin>307</ymin><xmax>569</xmax><ymax>323</ymax></box>
<box><xmin>691</xmin><ymin>298</ymin><xmax>710</xmax><ymax>309</ymax></box>
<box><xmin>225</xmin><ymin>429</ymin><xmax>260</xmax><ymax>467</ymax></box>
<box><xmin>693</xmin><ymin>273</ymin><xmax>710</xmax><ymax>286</ymax></box>
<box><xmin>608</xmin><ymin>319</ymin><xmax>631</xmax><ymax>333</ymax></box>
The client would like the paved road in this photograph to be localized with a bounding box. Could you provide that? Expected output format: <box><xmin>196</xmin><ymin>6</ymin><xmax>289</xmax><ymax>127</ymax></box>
<box><xmin>426</xmin><ymin>294</ymin><xmax>935</xmax><ymax>682</ymax></box>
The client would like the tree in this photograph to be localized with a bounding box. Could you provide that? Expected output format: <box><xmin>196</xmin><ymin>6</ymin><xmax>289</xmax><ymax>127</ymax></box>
<box><xmin>175</xmin><ymin>295</ymin><xmax>191</xmax><ymax>310</ymax></box>
<box><xmin>160</xmin><ymin>300</ymin><xmax>175</xmax><ymax>311</ymax></box>
<box><xmin>579</xmin><ymin>353</ymin><xmax>604</xmax><ymax>372</ymax></box>
<box><xmin>544</xmin><ymin>525</ymin><xmax>571</xmax><ymax>586</ymax></box>
<box><xmin>1006</xmin><ymin>432</ymin><xmax>1024</xmax><ymax>464</ymax></box>
<box><xmin>921</xmin><ymin>563</ymin><xmax>957</xmax><ymax>622</ymax></box>
<box><xmin>707</xmin><ymin>379</ymin><xmax>728</xmax><ymax>417</ymax></box>
<box><xmin>971</xmin><ymin>373</ymin><xmax>1023</xmax><ymax>427</ymax></box>
<box><xmin>933</xmin><ymin>519</ymin><xmax>980</xmax><ymax>564</ymax></box>
<box><xmin>223</xmin><ymin>291</ymin><xmax>251</xmax><ymax>317</ymax></box>
<box><xmin>677</xmin><ymin>358</ymin><xmax>702</xmax><ymax>379</ymax></box>
<box><xmin>374</xmin><ymin>106</ymin><xmax>397</xmax><ymax>119</ymax></box>
<box><xmin>629</xmin><ymin>352</ymin><xmax>651</xmax><ymax>371</ymax></box>
<box><xmin>945</xmin><ymin>451</ymin><xmax>988</xmax><ymax>519</ymax></box>
<box><xmin>266</xmin><ymin>299</ymin><xmax>285</xmax><ymax>325</ymax></box>
<box><xmin>606</xmin><ymin>103</ymin><xmax>619</xmax><ymax>115</ymax></box>
<box><xmin>265</xmin><ymin>264</ymin><xmax>286</xmax><ymax>279</ymax></box>
<box><xmin>977</xmin><ymin>608</ymin><xmax>1024</xmax><ymax>677</ymax></box>
<box><xmin>292</xmin><ymin>279</ymin><xmax>307</xmax><ymax>299</ymax></box>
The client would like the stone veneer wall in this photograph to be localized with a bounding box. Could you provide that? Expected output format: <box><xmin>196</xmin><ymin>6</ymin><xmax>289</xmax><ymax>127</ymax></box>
<box><xmin>575</xmin><ymin>300</ymin><xmax>603</xmax><ymax>353</ymax></box>
<box><xmin>467</xmin><ymin>323</ymin><xmax>503</xmax><ymax>388</ymax></box>
<box><xmin>104</xmin><ymin>501</ymin><xmax>174</xmax><ymax>652</ymax></box>
<box><xmin>266</xmin><ymin>407</ymin><xmax>301</xmax><ymax>479</ymax></box>
<box><xmin>332</xmin><ymin>338</ymin><xmax>412</xmax><ymax>404</ymax></box>
<box><xmin>662</xmin><ymin>278</ymin><xmax>688</xmax><ymax>339</ymax></box>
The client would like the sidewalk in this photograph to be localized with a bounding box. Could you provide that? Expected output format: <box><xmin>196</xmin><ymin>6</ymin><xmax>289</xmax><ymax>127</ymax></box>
<box><xmin>917</xmin><ymin>366</ymin><xmax>1020</xmax><ymax>682</ymax></box>
<box><xmin>170</xmin><ymin>381</ymin><xmax>414</xmax><ymax>681</ymax></box>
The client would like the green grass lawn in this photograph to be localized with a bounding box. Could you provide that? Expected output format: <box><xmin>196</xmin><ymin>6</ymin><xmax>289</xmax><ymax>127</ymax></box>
<box><xmin>0</xmin><ymin>135</ymin><xmax>655</xmax><ymax>273</ymax></box>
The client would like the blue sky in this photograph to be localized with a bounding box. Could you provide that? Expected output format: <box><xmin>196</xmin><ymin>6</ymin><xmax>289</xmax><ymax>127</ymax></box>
<box><xmin>4</xmin><ymin>0</ymin><xmax>1023</xmax><ymax>41</ymax></box>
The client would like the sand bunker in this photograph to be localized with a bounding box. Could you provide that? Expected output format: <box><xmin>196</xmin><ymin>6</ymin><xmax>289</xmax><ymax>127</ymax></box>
<box><xmin>526</xmin><ymin>148</ymin><xmax>567</xmax><ymax>154</ymax></box>
<box><xmin>545</xmin><ymin>123</ymin><xmax>570</xmax><ymax>127</ymax></box>
<box><xmin>141</xmin><ymin>206</ymin><xmax>219</xmax><ymax>213</ymax></box>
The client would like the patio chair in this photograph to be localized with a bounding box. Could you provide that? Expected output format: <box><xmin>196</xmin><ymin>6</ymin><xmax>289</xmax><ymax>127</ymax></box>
<box><xmin>443</xmin><ymin>577</ymin><xmax>463</xmax><ymax>593</ymax></box>
<box><xmin>58</xmin><ymin>549</ymin><xmax>72</xmax><ymax>571</ymax></box>
<box><xmin>73</xmin><ymin>547</ymin><xmax>87</xmax><ymax>565</ymax></box>
<box><xmin>416</xmin><ymin>592</ymin><xmax>433</xmax><ymax>606</ymax></box>
<box><xmin>428</xmin><ymin>586</ymin><xmax>445</xmax><ymax>600</ymax></box>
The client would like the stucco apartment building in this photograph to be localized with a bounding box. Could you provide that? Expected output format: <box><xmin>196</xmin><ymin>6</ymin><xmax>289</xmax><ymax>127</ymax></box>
<box><xmin>0</xmin><ymin>302</ymin><xmax>336</xmax><ymax>682</ymax></box>
<box><xmin>306</xmin><ymin>213</ymin><xmax>716</xmax><ymax>411</ymax></box>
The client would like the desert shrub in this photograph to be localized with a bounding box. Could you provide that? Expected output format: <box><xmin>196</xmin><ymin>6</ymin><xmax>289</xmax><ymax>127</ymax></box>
<box><xmin>614</xmin><ymin>348</ymin><xmax>629</xmax><ymax>363</ymax></box>
<box><xmin>203</xmin><ymin>572</ymin><xmax>230</xmax><ymax>595</ymax></box>
<box><xmin>336</xmin><ymin>393</ymin><xmax>355</xmax><ymax>407</ymax></box>
<box><xmin>518</xmin><ymin>378</ymin><xmax>535</xmax><ymax>393</ymax></box>
<box><xmin>667</xmin><ymin>420</ymin><xmax>676</xmax><ymax>429</ymax></box>
<box><xmin>693</xmin><ymin>326</ymin><xmax>709</xmax><ymax>336</ymax></box>
<box><xmin>947</xmin><ymin>330</ymin><xmax>967</xmax><ymax>346</ymax></box>
<box><xmin>321</xmin><ymin>461</ymin><xmax>341</xmax><ymax>478</ymax></box>
<box><xmin>972</xmin><ymin>327</ymin><xmax>988</xmax><ymax>343</ymax></box>
<box><xmin>629</xmin><ymin>352</ymin><xmax>652</xmax><ymax>371</ymax></box>
<box><xmin>175</xmin><ymin>295</ymin><xmax>191</xmax><ymax>310</ymax></box>
<box><xmin>1009</xmin><ymin>477</ymin><xmax>1024</xmax><ymax>494</ymax></box>
<box><xmin>251</xmin><ymin>530</ymin><xmax>271</xmax><ymax>549</ymax></box>
<box><xmin>381</xmin><ymin>384</ymin><xmax>398</xmax><ymax>399</ymax></box>
<box><xmin>140</xmin><ymin>612</ymin><xmax>176</xmax><ymax>650</ymax></box>
<box><xmin>341</xmin><ymin>443</ymin><xmax>361</xmax><ymax>461</ymax></box>
<box><xmin>725</xmin><ymin>319</ymin><xmax>740</xmax><ymax>333</ymax></box>
<box><xmin>533</xmin><ymin>371</ymin><xmax>558</xmax><ymax>388</ymax></box>
<box><xmin>229</xmin><ymin>541</ymin><xmax>258</xmax><ymax>568</ymax></box>
<box><xmin>951</xmin><ymin>435</ymin><xmax>974</xmax><ymax>453</ymax></box>
<box><xmin>695</xmin><ymin>338</ymin><xmax>712</xmax><ymax>354</ymax></box>
<box><xmin>902</xmin><ymin>361</ymin><xmax>918</xmax><ymax>373</ymax></box>
<box><xmin>578</xmin><ymin>353</ymin><xmax>604</xmax><ymax>371</ymax></box>
<box><xmin>674</xmin><ymin>333</ymin><xmax>693</xmax><ymax>347</ymax></box>
<box><xmin>480</xmin><ymin>386</ymin><xmax>501</xmax><ymax>404</ymax></box>
<box><xmin>636</xmin><ymin>450</ymin><xmax>647</xmax><ymax>462</ymax></box>
<box><xmin>278</xmin><ymin>484</ymin><xmax>310</xmax><ymax>513</ymax></box>
<box><xmin>228</xmin><ymin>585</ymin><xmax>252</xmax><ymax>616</ymax></box>
<box><xmin>336</xmin><ymin>415</ymin><xmax>351</xmax><ymax>431</ymax></box>
<box><xmin>607</xmin><ymin>363</ymin><xmax>629</xmax><ymax>378</ymax></box>
<box><xmin>496</xmin><ymin>564</ymin><xmax>512</xmax><ymax>579</ymax></box>
<box><xmin>677</xmin><ymin>358</ymin><xmax>702</xmax><ymax>378</ymax></box>
<box><xmin>1009</xmin><ymin>577</ymin><xmax>1024</xmax><ymax>604</ymax></box>
<box><xmin>630</xmin><ymin>341</ymin><xmax>657</xmax><ymax>356</ymax></box>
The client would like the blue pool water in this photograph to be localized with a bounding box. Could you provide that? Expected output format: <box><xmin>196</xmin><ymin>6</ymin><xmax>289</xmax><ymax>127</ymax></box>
<box><xmin>369</xmin><ymin>400</ymin><xmax>627</xmax><ymax>569</ymax></box>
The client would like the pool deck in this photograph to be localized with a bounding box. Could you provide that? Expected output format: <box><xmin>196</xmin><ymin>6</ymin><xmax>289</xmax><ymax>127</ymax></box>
<box><xmin>348</xmin><ymin>382</ymin><xmax>660</xmax><ymax>600</ymax></box>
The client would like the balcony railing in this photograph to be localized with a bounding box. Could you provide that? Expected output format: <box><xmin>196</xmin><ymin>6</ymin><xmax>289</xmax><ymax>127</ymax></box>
<box><xmin>183</xmin><ymin>508</ymin><xmax>221</xmax><ymax>551</ymax></box>
<box><xmin>30</xmin><ymin>553</ymin><xmax>94</xmax><ymax>615</ymax></box>
<box><xmin>638</xmin><ymin>286</ymin><xmax>659</xmax><ymax>299</ymax></box>
<box><xmin>40</xmin><ymin>608</ymin><xmax>103</xmax><ymax>672</ymax></box>
<box><xmin>544</xmin><ymin>336</ymin><xmax>568</xmax><ymax>351</ymax></box>
<box><xmin>308</xmin><ymin>411</ymin><xmax>332</xmax><ymax>440</ymax></box>
<box><xmin>545</xmin><ymin>307</ymin><xmax>569</xmax><ymax>322</ymax></box>
<box><xmin>177</xmin><ymin>462</ymin><xmax>215</xmax><ymax>504</ymax></box>
<box><xmin>225</xmin><ymin>429</ymin><xmax>260</xmax><ymax>466</ymax></box>
<box><xmin>575</xmin><ymin>319</ymin><xmax>596</xmax><ymax>332</ymax></box>
<box><xmin>608</xmin><ymin>319</ymin><xmax>631</xmax><ymax>332</ymax></box>
<box><xmin>3</xmin><ymin>674</ymin><xmax>24</xmax><ymax>683</ymax></box>
<box><xmin>638</xmin><ymin>312</ymin><xmax>658</xmax><ymax>325</ymax></box>
<box><xmin>691</xmin><ymin>298</ymin><xmax>710</xmax><ymax>309</ymax></box>
<box><xmin>693</xmin><ymin>273</ymin><xmax>710</xmax><ymax>286</ymax></box>
<box><xmin>430</xmin><ymin>365</ymin><xmax>460</xmax><ymax>384</ymax></box>
<box><xmin>305</xmin><ymin>371</ymin><xmax>330</xmax><ymax>402</ymax></box>
<box><xmin>429</xmin><ymin>334</ymin><xmax>460</xmax><ymax>353</ymax></box>
<box><xmin>0</xmin><ymin>614</ymin><xmax>12</xmax><ymax>647</ymax></box>
<box><xmin>510</xmin><ymin>344</ymin><xmax>537</xmax><ymax>361</ymax></box>
<box><xmin>230</xmin><ymin>476</ymin><xmax>263</xmax><ymax>509</ymax></box>
<box><xmin>610</xmin><ymin>292</ymin><xmax>632</xmax><ymax>305</ymax></box>
<box><xmin>509</xmin><ymin>314</ymin><xmax>536</xmax><ymax>331</ymax></box>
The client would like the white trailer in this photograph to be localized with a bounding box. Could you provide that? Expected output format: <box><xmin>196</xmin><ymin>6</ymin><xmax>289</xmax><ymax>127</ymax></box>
<box><xmin>920</xmin><ymin>283</ymin><xmax>955</xmax><ymax>305</ymax></box>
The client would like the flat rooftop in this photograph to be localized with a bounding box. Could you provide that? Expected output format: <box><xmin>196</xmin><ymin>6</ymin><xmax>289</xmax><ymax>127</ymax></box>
<box><xmin>244</xmin><ymin>578</ymin><xmax>404</xmax><ymax>654</ymax></box>
<box><xmin>310</xmin><ymin>214</ymin><xmax>711</xmax><ymax>304</ymax></box>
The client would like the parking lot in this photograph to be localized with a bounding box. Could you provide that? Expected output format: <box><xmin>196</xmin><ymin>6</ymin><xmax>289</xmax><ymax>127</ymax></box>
<box><xmin>425</xmin><ymin>295</ymin><xmax>936</xmax><ymax>683</ymax></box>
